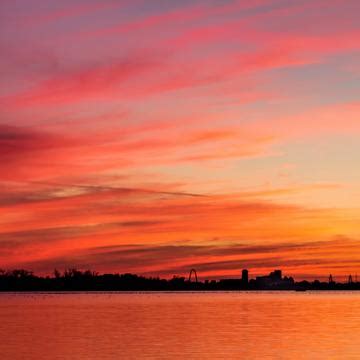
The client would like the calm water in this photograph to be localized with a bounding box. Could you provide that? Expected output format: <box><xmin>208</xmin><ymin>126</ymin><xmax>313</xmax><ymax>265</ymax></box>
<box><xmin>0</xmin><ymin>291</ymin><xmax>359</xmax><ymax>359</ymax></box>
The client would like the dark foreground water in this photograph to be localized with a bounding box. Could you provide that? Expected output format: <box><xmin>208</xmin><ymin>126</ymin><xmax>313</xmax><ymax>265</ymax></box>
<box><xmin>0</xmin><ymin>291</ymin><xmax>359</xmax><ymax>359</ymax></box>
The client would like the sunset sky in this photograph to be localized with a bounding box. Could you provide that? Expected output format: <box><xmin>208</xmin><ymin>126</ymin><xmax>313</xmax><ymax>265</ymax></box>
<box><xmin>1</xmin><ymin>0</ymin><xmax>359</xmax><ymax>280</ymax></box>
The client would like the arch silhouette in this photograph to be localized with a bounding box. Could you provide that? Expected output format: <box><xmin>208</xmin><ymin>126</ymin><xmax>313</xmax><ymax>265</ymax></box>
<box><xmin>188</xmin><ymin>269</ymin><xmax>198</xmax><ymax>283</ymax></box>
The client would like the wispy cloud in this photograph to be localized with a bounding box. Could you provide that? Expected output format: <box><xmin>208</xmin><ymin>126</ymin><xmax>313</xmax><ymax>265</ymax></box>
<box><xmin>1</xmin><ymin>0</ymin><xmax>360</xmax><ymax>276</ymax></box>
<box><xmin>12</xmin><ymin>237</ymin><xmax>360</xmax><ymax>280</ymax></box>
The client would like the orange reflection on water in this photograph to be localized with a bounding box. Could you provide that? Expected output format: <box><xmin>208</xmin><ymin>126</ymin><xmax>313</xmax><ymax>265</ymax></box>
<box><xmin>1</xmin><ymin>292</ymin><xmax>360</xmax><ymax>359</ymax></box>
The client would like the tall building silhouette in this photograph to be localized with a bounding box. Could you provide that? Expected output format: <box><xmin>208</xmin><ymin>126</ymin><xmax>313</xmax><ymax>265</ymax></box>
<box><xmin>242</xmin><ymin>269</ymin><xmax>249</xmax><ymax>285</ymax></box>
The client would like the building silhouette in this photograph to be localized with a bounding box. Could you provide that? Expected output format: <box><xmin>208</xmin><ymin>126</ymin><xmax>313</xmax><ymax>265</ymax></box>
<box><xmin>242</xmin><ymin>269</ymin><xmax>249</xmax><ymax>285</ymax></box>
<box><xmin>255</xmin><ymin>269</ymin><xmax>294</xmax><ymax>289</ymax></box>
<box><xmin>1</xmin><ymin>267</ymin><xmax>359</xmax><ymax>291</ymax></box>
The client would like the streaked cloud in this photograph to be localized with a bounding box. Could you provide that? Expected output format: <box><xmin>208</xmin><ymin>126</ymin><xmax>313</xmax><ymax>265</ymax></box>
<box><xmin>1</xmin><ymin>0</ymin><xmax>359</xmax><ymax>278</ymax></box>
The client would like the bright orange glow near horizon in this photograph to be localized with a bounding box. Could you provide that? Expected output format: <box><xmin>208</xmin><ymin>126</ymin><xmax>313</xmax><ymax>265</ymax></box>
<box><xmin>1</xmin><ymin>0</ymin><xmax>359</xmax><ymax>280</ymax></box>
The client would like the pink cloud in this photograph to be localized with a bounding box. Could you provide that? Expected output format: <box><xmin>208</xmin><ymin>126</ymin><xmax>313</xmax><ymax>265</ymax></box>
<box><xmin>1</xmin><ymin>0</ymin><xmax>360</xmax><ymax>277</ymax></box>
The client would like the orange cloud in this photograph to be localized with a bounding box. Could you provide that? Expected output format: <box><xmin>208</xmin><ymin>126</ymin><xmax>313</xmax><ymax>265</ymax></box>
<box><xmin>1</xmin><ymin>0</ymin><xmax>360</xmax><ymax>278</ymax></box>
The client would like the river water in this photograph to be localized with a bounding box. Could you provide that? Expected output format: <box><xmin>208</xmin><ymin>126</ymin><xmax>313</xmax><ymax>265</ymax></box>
<box><xmin>0</xmin><ymin>291</ymin><xmax>359</xmax><ymax>359</ymax></box>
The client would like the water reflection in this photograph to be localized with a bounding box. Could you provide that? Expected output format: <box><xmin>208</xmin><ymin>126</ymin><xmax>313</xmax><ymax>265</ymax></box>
<box><xmin>0</xmin><ymin>292</ymin><xmax>359</xmax><ymax>359</ymax></box>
